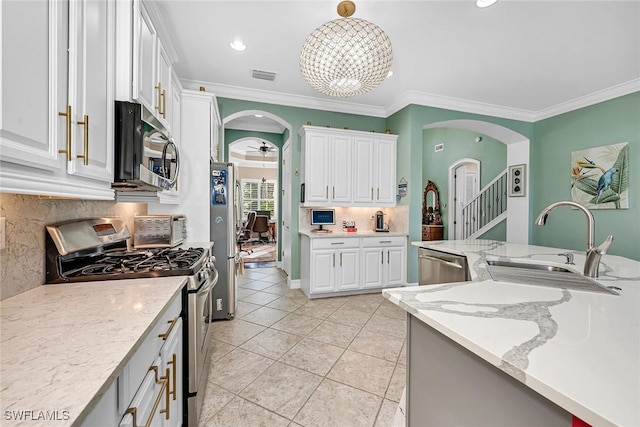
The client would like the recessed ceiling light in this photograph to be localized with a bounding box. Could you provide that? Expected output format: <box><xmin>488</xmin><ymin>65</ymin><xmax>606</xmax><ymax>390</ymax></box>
<box><xmin>476</xmin><ymin>0</ymin><xmax>498</xmax><ymax>8</ymax></box>
<box><xmin>229</xmin><ymin>40</ymin><xmax>246</xmax><ymax>51</ymax></box>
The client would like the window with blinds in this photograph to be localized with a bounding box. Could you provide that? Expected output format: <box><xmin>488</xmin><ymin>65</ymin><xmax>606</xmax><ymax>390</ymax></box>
<box><xmin>241</xmin><ymin>179</ymin><xmax>277</xmax><ymax>219</ymax></box>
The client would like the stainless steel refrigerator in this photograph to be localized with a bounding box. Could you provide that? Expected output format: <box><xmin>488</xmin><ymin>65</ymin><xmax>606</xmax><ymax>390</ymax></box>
<box><xmin>210</xmin><ymin>162</ymin><xmax>237</xmax><ymax>320</ymax></box>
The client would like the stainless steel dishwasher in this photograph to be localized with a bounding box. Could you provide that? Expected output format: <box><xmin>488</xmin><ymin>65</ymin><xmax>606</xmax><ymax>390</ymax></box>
<box><xmin>418</xmin><ymin>247</ymin><xmax>470</xmax><ymax>285</ymax></box>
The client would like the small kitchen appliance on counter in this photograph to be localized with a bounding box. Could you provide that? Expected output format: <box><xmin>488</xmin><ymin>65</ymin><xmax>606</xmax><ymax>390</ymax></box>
<box><xmin>45</xmin><ymin>218</ymin><xmax>217</xmax><ymax>427</ymax></box>
<box><xmin>375</xmin><ymin>210</ymin><xmax>389</xmax><ymax>232</ymax></box>
<box><xmin>134</xmin><ymin>214</ymin><xmax>186</xmax><ymax>248</ymax></box>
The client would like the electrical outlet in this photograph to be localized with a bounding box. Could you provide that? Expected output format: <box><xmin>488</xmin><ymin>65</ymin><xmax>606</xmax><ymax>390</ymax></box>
<box><xmin>0</xmin><ymin>217</ymin><xmax>5</xmax><ymax>250</ymax></box>
<box><xmin>216</xmin><ymin>298</ymin><xmax>223</xmax><ymax>311</ymax></box>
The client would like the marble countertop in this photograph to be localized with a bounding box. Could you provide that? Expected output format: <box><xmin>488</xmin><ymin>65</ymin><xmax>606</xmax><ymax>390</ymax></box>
<box><xmin>0</xmin><ymin>277</ymin><xmax>187</xmax><ymax>426</ymax></box>
<box><xmin>384</xmin><ymin>239</ymin><xmax>640</xmax><ymax>427</ymax></box>
<box><xmin>299</xmin><ymin>230</ymin><xmax>408</xmax><ymax>238</ymax></box>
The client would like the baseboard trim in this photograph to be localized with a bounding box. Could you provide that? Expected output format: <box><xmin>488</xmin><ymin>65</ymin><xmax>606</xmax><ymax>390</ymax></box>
<box><xmin>288</xmin><ymin>278</ymin><xmax>301</xmax><ymax>289</ymax></box>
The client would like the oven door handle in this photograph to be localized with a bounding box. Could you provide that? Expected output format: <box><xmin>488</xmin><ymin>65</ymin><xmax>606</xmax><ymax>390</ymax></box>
<box><xmin>197</xmin><ymin>268</ymin><xmax>218</xmax><ymax>296</ymax></box>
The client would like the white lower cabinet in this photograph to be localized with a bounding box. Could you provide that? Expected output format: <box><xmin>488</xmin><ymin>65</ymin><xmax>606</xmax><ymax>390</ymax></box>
<box><xmin>301</xmin><ymin>234</ymin><xmax>406</xmax><ymax>297</ymax></box>
<box><xmin>81</xmin><ymin>293</ymin><xmax>183</xmax><ymax>427</ymax></box>
<box><xmin>362</xmin><ymin>236</ymin><xmax>407</xmax><ymax>289</ymax></box>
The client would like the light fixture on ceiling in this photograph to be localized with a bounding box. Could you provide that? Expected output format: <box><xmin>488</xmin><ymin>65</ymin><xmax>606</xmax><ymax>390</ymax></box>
<box><xmin>476</xmin><ymin>0</ymin><xmax>498</xmax><ymax>8</ymax></box>
<box><xmin>299</xmin><ymin>1</ymin><xmax>393</xmax><ymax>97</ymax></box>
<box><xmin>229</xmin><ymin>39</ymin><xmax>246</xmax><ymax>51</ymax></box>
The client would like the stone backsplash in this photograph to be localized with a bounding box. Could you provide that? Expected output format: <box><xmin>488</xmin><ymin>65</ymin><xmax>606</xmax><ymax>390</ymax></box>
<box><xmin>0</xmin><ymin>194</ymin><xmax>146</xmax><ymax>300</ymax></box>
<box><xmin>299</xmin><ymin>205</ymin><xmax>409</xmax><ymax>233</ymax></box>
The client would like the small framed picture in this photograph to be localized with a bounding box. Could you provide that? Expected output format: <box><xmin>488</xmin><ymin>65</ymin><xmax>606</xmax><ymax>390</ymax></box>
<box><xmin>508</xmin><ymin>164</ymin><xmax>526</xmax><ymax>197</ymax></box>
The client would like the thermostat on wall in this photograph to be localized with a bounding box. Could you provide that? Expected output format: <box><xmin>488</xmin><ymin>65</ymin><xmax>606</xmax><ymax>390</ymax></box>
<box><xmin>434</xmin><ymin>143</ymin><xmax>444</xmax><ymax>152</ymax></box>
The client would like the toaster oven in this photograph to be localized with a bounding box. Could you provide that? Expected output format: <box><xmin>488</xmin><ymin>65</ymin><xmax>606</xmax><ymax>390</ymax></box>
<box><xmin>133</xmin><ymin>215</ymin><xmax>186</xmax><ymax>248</ymax></box>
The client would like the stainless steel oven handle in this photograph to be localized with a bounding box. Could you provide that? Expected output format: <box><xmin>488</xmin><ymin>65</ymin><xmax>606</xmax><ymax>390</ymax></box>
<box><xmin>197</xmin><ymin>268</ymin><xmax>219</xmax><ymax>296</ymax></box>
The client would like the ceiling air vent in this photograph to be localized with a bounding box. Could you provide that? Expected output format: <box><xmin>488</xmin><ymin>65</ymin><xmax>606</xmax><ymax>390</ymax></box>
<box><xmin>251</xmin><ymin>69</ymin><xmax>277</xmax><ymax>82</ymax></box>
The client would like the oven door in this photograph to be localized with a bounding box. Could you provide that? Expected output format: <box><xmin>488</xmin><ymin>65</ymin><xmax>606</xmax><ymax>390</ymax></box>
<box><xmin>188</xmin><ymin>267</ymin><xmax>218</xmax><ymax>394</ymax></box>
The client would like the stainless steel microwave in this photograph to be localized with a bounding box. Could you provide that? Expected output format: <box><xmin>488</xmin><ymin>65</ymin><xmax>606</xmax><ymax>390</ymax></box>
<box><xmin>112</xmin><ymin>101</ymin><xmax>180</xmax><ymax>191</ymax></box>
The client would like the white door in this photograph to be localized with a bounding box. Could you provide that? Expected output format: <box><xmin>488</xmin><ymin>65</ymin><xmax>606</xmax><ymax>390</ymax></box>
<box><xmin>454</xmin><ymin>164</ymin><xmax>479</xmax><ymax>239</ymax></box>
<box><xmin>281</xmin><ymin>141</ymin><xmax>292</xmax><ymax>276</ymax></box>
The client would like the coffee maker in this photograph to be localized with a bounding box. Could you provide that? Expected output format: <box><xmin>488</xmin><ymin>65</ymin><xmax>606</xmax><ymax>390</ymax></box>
<box><xmin>375</xmin><ymin>211</ymin><xmax>388</xmax><ymax>232</ymax></box>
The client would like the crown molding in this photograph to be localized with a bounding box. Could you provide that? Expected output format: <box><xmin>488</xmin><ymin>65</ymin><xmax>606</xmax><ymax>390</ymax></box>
<box><xmin>180</xmin><ymin>79</ymin><xmax>388</xmax><ymax>118</ymax></box>
<box><xmin>384</xmin><ymin>91</ymin><xmax>537</xmax><ymax>122</ymax></box>
<box><xmin>180</xmin><ymin>78</ymin><xmax>640</xmax><ymax>124</ymax></box>
<box><xmin>533</xmin><ymin>78</ymin><xmax>640</xmax><ymax>121</ymax></box>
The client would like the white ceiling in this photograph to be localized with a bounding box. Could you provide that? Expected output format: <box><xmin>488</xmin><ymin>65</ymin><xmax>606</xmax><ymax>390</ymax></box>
<box><xmin>155</xmin><ymin>0</ymin><xmax>639</xmax><ymax>122</ymax></box>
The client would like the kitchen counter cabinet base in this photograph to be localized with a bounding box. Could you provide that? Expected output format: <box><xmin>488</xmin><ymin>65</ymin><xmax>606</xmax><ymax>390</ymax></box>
<box><xmin>407</xmin><ymin>314</ymin><xmax>571</xmax><ymax>426</ymax></box>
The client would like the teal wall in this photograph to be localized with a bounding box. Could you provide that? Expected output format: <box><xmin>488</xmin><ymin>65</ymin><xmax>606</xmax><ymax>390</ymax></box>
<box><xmin>217</xmin><ymin>97</ymin><xmax>387</xmax><ymax>280</ymax></box>
<box><xmin>422</xmin><ymin>128</ymin><xmax>508</xmax><ymax>239</ymax></box>
<box><xmin>530</xmin><ymin>92</ymin><xmax>640</xmax><ymax>260</ymax></box>
<box><xmin>388</xmin><ymin>105</ymin><xmax>533</xmax><ymax>283</ymax></box>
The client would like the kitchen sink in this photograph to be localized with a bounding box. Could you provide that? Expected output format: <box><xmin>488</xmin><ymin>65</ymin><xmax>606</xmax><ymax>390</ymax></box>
<box><xmin>485</xmin><ymin>260</ymin><xmax>619</xmax><ymax>295</ymax></box>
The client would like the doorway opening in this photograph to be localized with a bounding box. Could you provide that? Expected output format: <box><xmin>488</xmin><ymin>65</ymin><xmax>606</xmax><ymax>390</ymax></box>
<box><xmin>449</xmin><ymin>159</ymin><xmax>480</xmax><ymax>240</ymax></box>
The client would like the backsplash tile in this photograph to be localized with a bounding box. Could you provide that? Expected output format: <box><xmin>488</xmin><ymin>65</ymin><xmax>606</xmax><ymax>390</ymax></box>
<box><xmin>0</xmin><ymin>194</ymin><xmax>146</xmax><ymax>300</ymax></box>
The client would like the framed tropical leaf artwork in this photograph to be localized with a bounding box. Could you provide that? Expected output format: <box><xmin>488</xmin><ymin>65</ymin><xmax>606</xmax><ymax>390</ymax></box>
<box><xmin>571</xmin><ymin>142</ymin><xmax>629</xmax><ymax>209</ymax></box>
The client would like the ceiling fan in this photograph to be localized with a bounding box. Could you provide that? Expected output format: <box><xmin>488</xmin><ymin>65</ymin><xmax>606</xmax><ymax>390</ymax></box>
<box><xmin>248</xmin><ymin>141</ymin><xmax>277</xmax><ymax>157</ymax></box>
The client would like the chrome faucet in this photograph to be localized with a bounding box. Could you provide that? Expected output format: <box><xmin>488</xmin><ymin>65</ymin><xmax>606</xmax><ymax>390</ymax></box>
<box><xmin>535</xmin><ymin>201</ymin><xmax>613</xmax><ymax>278</ymax></box>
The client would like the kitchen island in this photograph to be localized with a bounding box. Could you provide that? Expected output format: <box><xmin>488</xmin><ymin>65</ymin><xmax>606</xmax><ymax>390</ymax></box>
<box><xmin>0</xmin><ymin>277</ymin><xmax>186</xmax><ymax>426</ymax></box>
<box><xmin>383</xmin><ymin>240</ymin><xmax>639</xmax><ymax>427</ymax></box>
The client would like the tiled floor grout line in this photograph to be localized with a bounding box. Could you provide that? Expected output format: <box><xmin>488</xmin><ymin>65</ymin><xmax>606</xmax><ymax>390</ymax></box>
<box><xmin>204</xmin><ymin>267</ymin><xmax>406</xmax><ymax>426</ymax></box>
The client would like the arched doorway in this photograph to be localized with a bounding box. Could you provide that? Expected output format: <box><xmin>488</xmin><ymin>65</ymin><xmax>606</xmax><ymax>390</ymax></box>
<box><xmin>423</xmin><ymin>119</ymin><xmax>530</xmax><ymax>243</ymax></box>
<box><xmin>448</xmin><ymin>158</ymin><xmax>480</xmax><ymax>240</ymax></box>
<box><xmin>222</xmin><ymin>111</ymin><xmax>293</xmax><ymax>275</ymax></box>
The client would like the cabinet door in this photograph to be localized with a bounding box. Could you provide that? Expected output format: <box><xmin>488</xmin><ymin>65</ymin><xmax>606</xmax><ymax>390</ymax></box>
<box><xmin>133</xmin><ymin>1</ymin><xmax>157</xmax><ymax>112</ymax></box>
<box><xmin>375</xmin><ymin>139</ymin><xmax>396</xmax><ymax>204</ymax></box>
<box><xmin>120</xmin><ymin>357</ymin><xmax>165</xmax><ymax>427</ymax></box>
<box><xmin>336</xmin><ymin>249</ymin><xmax>359</xmax><ymax>291</ymax></box>
<box><xmin>310</xmin><ymin>249</ymin><xmax>335</xmax><ymax>293</ymax></box>
<box><xmin>330</xmin><ymin>134</ymin><xmax>352</xmax><ymax>203</ymax></box>
<box><xmin>352</xmin><ymin>136</ymin><xmax>375</xmax><ymax>203</ymax></box>
<box><xmin>361</xmin><ymin>248</ymin><xmax>383</xmax><ymax>289</ymax></box>
<box><xmin>303</xmin><ymin>133</ymin><xmax>331</xmax><ymax>203</ymax></box>
<box><xmin>385</xmin><ymin>247</ymin><xmax>406</xmax><ymax>286</ymax></box>
<box><xmin>156</xmin><ymin>40</ymin><xmax>171</xmax><ymax>128</ymax></box>
<box><xmin>67</xmin><ymin>0</ymin><xmax>114</xmax><ymax>183</ymax></box>
<box><xmin>0</xmin><ymin>0</ymin><xmax>68</xmax><ymax>171</ymax></box>
<box><xmin>161</xmin><ymin>317</ymin><xmax>182</xmax><ymax>427</ymax></box>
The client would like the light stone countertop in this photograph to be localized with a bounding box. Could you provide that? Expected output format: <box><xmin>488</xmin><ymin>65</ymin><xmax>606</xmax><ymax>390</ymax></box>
<box><xmin>0</xmin><ymin>276</ymin><xmax>187</xmax><ymax>426</ymax></box>
<box><xmin>384</xmin><ymin>239</ymin><xmax>640</xmax><ymax>427</ymax></box>
<box><xmin>299</xmin><ymin>230</ymin><xmax>408</xmax><ymax>238</ymax></box>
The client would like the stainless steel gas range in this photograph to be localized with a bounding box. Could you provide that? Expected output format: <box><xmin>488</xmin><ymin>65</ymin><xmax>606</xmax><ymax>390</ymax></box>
<box><xmin>45</xmin><ymin>218</ymin><xmax>217</xmax><ymax>427</ymax></box>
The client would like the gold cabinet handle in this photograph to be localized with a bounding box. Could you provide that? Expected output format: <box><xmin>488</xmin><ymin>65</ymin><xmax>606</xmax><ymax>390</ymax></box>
<box><xmin>125</xmin><ymin>367</ymin><xmax>169</xmax><ymax>427</ymax></box>
<box><xmin>77</xmin><ymin>114</ymin><xmax>89</xmax><ymax>165</ymax></box>
<box><xmin>161</xmin><ymin>89</ymin><xmax>167</xmax><ymax>118</ymax></box>
<box><xmin>58</xmin><ymin>105</ymin><xmax>72</xmax><ymax>161</ymax></box>
<box><xmin>159</xmin><ymin>368</ymin><xmax>170</xmax><ymax>421</ymax></box>
<box><xmin>155</xmin><ymin>83</ymin><xmax>162</xmax><ymax>112</ymax></box>
<box><xmin>158</xmin><ymin>316</ymin><xmax>179</xmax><ymax>341</ymax></box>
<box><xmin>167</xmin><ymin>353</ymin><xmax>177</xmax><ymax>400</ymax></box>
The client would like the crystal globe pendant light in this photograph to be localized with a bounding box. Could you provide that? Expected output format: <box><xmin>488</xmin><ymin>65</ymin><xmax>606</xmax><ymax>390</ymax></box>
<box><xmin>299</xmin><ymin>1</ymin><xmax>393</xmax><ymax>97</ymax></box>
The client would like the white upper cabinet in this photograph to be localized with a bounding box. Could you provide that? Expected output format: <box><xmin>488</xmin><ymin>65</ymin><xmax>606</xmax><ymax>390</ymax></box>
<box><xmin>300</xmin><ymin>126</ymin><xmax>397</xmax><ymax>207</ymax></box>
<box><xmin>132</xmin><ymin>1</ymin><xmax>157</xmax><ymax>112</ymax></box>
<box><xmin>155</xmin><ymin>40</ymin><xmax>171</xmax><ymax>128</ymax></box>
<box><xmin>67</xmin><ymin>0</ymin><xmax>115</xmax><ymax>183</ymax></box>
<box><xmin>0</xmin><ymin>0</ymin><xmax>114</xmax><ymax>199</ymax></box>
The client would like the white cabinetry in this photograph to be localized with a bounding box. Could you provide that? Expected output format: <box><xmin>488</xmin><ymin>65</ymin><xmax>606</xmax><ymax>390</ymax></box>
<box><xmin>149</xmin><ymin>90</ymin><xmax>220</xmax><ymax>243</ymax></box>
<box><xmin>81</xmin><ymin>292</ymin><xmax>183</xmax><ymax>427</ymax></box>
<box><xmin>0</xmin><ymin>0</ymin><xmax>115</xmax><ymax>200</ymax></box>
<box><xmin>300</xmin><ymin>126</ymin><xmax>397</xmax><ymax>207</ymax></box>
<box><xmin>361</xmin><ymin>236</ymin><xmax>406</xmax><ymax>289</ymax></box>
<box><xmin>301</xmin><ymin>234</ymin><xmax>406</xmax><ymax>297</ymax></box>
<box><xmin>306</xmin><ymin>238</ymin><xmax>360</xmax><ymax>294</ymax></box>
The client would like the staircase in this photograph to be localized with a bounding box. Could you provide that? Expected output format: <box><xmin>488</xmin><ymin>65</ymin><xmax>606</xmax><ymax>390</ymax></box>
<box><xmin>459</xmin><ymin>169</ymin><xmax>508</xmax><ymax>239</ymax></box>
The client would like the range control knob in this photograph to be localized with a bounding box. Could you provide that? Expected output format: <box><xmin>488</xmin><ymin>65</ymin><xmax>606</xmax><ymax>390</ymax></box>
<box><xmin>198</xmin><ymin>270</ymin><xmax>209</xmax><ymax>282</ymax></box>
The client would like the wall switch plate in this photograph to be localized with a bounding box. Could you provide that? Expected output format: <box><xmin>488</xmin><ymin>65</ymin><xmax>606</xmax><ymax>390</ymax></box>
<box><xmin>0</xmin><ymin>217</ymin><xmax>5</xmax><ymax>250</ymax></box>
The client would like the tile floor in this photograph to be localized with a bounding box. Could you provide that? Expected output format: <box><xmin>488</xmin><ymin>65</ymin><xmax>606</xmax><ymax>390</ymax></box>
<box><xmin>199</xmin><ymin>266</ymin><xmax>407</xmax><ymax>427</ymax></box>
